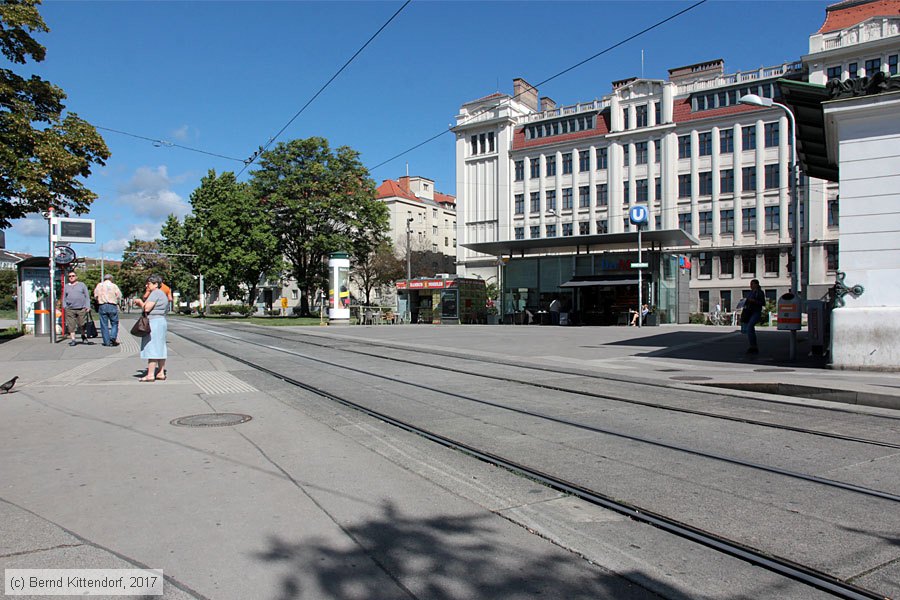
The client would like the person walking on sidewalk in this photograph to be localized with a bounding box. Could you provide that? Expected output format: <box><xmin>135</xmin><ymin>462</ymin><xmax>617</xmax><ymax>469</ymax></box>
<box><xmin>742</xmin><ymin>279</ymin><xmax>766</xmax><ymax>354</ymax></box>
<box><xmin>93</xmin><ymin>274</ymin><xmax>123</xmax><ymax>347</ymax></box>
<box><xmin>133</xmin><ymin>274</ymin><xmax>169</xmax><ymax>382</ymax></box>
<box><xmin>64</xmin><ymin>271</ymin><xmax>90</xmax><ymax>346</ymax></box>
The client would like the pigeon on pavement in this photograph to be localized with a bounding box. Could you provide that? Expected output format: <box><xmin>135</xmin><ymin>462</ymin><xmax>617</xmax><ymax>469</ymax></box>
<box><xmin>0</xmin><ymin>376</ymin><xmax>18</xmax><ymax>394</ymax></box>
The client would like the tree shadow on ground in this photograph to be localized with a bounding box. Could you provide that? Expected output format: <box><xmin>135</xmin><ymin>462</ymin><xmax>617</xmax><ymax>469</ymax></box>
<box><xmin>256</xmin><ymin>500</ymin><xmax>675</xmax><ymax>600</ymax></box>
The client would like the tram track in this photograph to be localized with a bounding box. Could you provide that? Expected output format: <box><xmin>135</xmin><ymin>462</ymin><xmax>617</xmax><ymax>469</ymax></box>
<box><xmin>171</xmin><ymin>321</ymin><xmax>893</xmax><ymax>600</ymax></box>
<box><xmin>189</xmin><ymin>321</ymin><xmax>900</xmax><ymax>450</ymax></box>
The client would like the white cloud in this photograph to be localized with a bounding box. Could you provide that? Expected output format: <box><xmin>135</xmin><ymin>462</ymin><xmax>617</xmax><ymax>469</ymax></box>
<box><xmin>172</xmin><ymin>125</ymin><xmax>191</xmax><ymax>141</ymax></box>
<box><xmin>12</xmin><ymin>215</ymin><xmax>49</xmax><ymax>237</ymax></box>
<box><xmin>128</xmin><ymin>223</ymin><xmax>161</xmax><ymax>241</ymax></box>
<box><xmin>100</xmin><ymin>238</ymin><xmax>129</xmax><ymax>254</ymax></box>
<box><xmin>117</xmin><ymin>166</ymin><xmax>191</xmax><ymax>220</ymax></box>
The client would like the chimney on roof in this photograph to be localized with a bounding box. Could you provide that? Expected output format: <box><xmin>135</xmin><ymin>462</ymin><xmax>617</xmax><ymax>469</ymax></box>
<box><xmin>398</xmin><ymin>176</ymin><xmax>410</xmax><ymax>193</ymax></box>
<box><xmin>540</xmin><ymin>97</ymin><xmax>556</xmax><ymax>111</ymax></box>
<box><xmin>513</xmin><ymin>78</ymin><xmax>539</xmax><ymax>112</ymax></box>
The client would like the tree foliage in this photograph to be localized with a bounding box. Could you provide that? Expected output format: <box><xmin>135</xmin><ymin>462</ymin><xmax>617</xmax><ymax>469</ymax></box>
<box><xmin>351</xmin><ymin>240</ymin><xmax>404</xmax><ymax>305</ymax></box>
<box><xmin>186</xmin><ymin>170</ymin><xmax>281</xmax><ymax>307</ymax></box>
<box><xmin>250</xmin><ymin>137</ymin><xmax>388</xmax><ymax>315</ymax></box>
<box><xmin>118</xmin><ymin>239</ymin><xmax>169</xmax><ymax>299</ymax></box>
<box><xmin>0</xmin><ymin>268</ymin><xmax>16</xmax><ymax>310</ymax></box>
<box><xmin>0</xmin><ymin>0</ymin><xmax>110</xmax><ymax>228</ymax></box>
<box><xmin>158</xmin><ymin>214</ymin><xmax>199</xmax><ymax>304</ymax></box>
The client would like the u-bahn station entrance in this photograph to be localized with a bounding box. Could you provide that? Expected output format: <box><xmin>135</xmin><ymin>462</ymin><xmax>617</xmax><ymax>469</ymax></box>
<box><xmin>463</xmin><ymin>229</ymin><xmax>698</xmax><ymax>326</ymax></box>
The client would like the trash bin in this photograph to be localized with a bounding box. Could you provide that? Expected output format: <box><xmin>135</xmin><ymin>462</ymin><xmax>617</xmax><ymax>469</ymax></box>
<box><xmin>33</xmin><ymin>297</ymin><xmax>51</xmax><ymax>336</ymax></box>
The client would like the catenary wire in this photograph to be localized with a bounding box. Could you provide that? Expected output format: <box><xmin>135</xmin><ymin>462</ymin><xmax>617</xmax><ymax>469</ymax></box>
<box><xmin>236</xmin><ymin>0</ymin><xmax>412</xmax><ymax>178</ymax></box>
<box><xmin>94</xmin><ymin>125</ymin><xmax>245</xmax><ymax>163</ymax></box>
<box><xmin>370</xmin><ymin>0</ymin><xmax>709</xmax><ymax>172</ymax></box>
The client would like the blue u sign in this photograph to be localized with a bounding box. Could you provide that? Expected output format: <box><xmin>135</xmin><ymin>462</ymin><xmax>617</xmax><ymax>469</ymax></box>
<box><xmin>629</xmin><ymin>205</ymin><xmax>649</xmax><ymax>225</ymax></box>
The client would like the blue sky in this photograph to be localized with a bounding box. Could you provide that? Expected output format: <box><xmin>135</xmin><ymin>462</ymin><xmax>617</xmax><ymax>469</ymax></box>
<box><xmin>6</xmin><ymin>0</ymin><xmax>832</xmax><ymax>260</ymax></box>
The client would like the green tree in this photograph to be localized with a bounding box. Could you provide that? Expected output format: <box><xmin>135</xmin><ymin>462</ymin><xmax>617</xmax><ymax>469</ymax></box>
<box><xmin>118</xmin><ymin>239</ymin><xmax>169</xmax><ymax>299</ymax></box>
<box><xmin>250</xmin><ymin>137</ymin><xmax>388</xmax><ymax>315</ymax></box>
<box><xmin>188</xmin><ymin>170</ymin><xmax>281</xmax><ymax>309</ymax></box>
<box><xmin>0</xmin><ymin>268</ymin><xmax>17</xmax><ymax>310</ymax></box>
<box><xmin>352</xmin><ymin>240</ymin><xmax>404</xmax><ymax>305</ymax></box>
<box><xmin>159</xmin><ymin>214</ymin><xmax>199</xmax><ymax>306</ymax></box>
<box><xmin>0</xmin><ymin>0</ymin><xmax>110</xmax><ymax>228</ymax></box>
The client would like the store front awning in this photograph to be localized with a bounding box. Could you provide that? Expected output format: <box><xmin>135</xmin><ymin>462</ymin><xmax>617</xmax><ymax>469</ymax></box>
<box><xmin>560</xmin><ymin>278</ymin><xmax>640</xmax><ymax>288</ymax></box>
<box><xmin>462</xmin><ymin>228</ymin><xmax>698</xmax><ymax>258</ymax></box>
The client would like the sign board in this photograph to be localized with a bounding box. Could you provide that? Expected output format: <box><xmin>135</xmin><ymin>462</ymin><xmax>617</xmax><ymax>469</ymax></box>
<box><xmin>628</xmin><ymin>205</ymin><xmax>649</xmax><ymax>226</ymax></box>
<box><xmin>630</xmin><ymin>262</ymin><xmax>649</xmax><ymax>269</ymax></box>
<box><xmin>52</xmin><ymin>218</ymin><xmax>95</xmax><ymax>243</ymax></box>
<box><xmin>776</xmin><ymin>293</ymin><xmax>802</xmax><ymax>331</ymax></box>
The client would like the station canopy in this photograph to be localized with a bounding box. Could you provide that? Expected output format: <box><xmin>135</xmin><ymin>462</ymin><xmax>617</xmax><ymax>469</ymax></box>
<box><xmin>462</xmin><ymin>228</ymin><xmax>698</xmax><ymax>259</ymax></box>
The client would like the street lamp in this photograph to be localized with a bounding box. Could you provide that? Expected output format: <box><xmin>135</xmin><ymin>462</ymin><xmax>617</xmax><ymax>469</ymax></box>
<box><xmin>740</xmin><ymin>93</ymin><xmax>800</xmax><ymax>359</ymax></box>
<box><xmin>405</xmin><ymin>216</ymin><xmax>414</xmax><ymax>324</ymax></box>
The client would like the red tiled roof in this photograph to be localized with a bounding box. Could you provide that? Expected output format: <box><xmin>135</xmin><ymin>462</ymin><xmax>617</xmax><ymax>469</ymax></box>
<box><xmin>511</xmin><ymin>111</ymin><xmax>611</xmax><ymax>150</ymax></box>
<box><xmin>463</xmin><ymin>92</ymin><xmax>506</xmax><ymax>106</ymax></box>
<box><xmin>434</xmin><ymin>191</ymin><xmax>456</xmax><ymax>205</ymax></box>
<box><xmin>376</xmin><ymin>179</ymin><xmax>419</xmax><ymax>202</ymax></box>
<box><xmin>671</xmin><ymin>98</ymin><xmax>765</xmax><ymax>123</ymax></box>
<box><xmin>818</xmin><ymin>0</ymin><xmax>900</xmax><ymax>34</ymax></box>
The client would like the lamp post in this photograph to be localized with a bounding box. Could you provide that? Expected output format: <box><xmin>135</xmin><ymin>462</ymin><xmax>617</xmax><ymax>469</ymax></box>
<box><xmin>740</xmin><ymin>93</ymin><xmax>800</xmax><ymax>360</ymax></box>
<box><xmin>405</xmin><ymin>216</ymin><xmax>413</xmax><ymax>324</ymax></box>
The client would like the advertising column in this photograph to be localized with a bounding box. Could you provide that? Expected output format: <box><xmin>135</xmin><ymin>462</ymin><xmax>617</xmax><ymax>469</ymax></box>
<box><xmin>328</xmin><ymin>252</ymin><xmax>350</xmax><ymax>325</ymax></box>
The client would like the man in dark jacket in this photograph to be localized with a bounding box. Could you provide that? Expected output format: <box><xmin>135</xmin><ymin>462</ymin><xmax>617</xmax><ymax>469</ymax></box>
<box><xmin>743</xmin><ymin>279</ymin><xmax>766</xmax><ymax>353</ymax></box>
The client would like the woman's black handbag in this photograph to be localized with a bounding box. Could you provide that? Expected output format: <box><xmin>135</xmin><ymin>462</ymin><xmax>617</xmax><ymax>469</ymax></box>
<box><xmin>84</xmin><ymin>312</ymin><xmax>99</xmax><ymax>338</ymax></box>
<box><xmin>130</xmin><ymin>314</ymin><xmax>151</xmax><ymax>337</ymax></box>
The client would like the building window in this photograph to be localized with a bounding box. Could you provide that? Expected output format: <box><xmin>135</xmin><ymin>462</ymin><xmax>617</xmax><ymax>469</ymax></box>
<box><xmin>579</xmin><ymin>186</ymin><xmax>590</xmax><ymax>208</ymax></box>
<box><xmin>826</xmin><ymin>243</ymin><xmax>839</xmax><ymax>271</ymax></box>
<box><xmin>828</xmin><ymin>197</ymin><xmax>839</xmax><ymax>227</ymax></box>
<box><xmin>479</xmin><ymin>133</ymin><xmax>486</xmax><ymax>153</ymax></box>
<box><xmin>764</xmin><ymin>205</ymin><xmax>779</xmax><ymax>231</ymax></box>
<box><xmin>579</xmin><ymin>151</ymin><xmax>590</xmax><ymax>172</ymax></box>
<box><xmin>655</xmin><ymin>214</ymin><xmax>661</xmax><ymax>230</ymax></box>
<box><xmin>546</xmin><ymin>190</ymin><xmax>556</xmax><ymax>211</ymax></box>
<box><xmin>764</xmin><ymin>250</ymin><xmax>779</xmax><ymax>275</ymax></box>
<box><xmin>579</xmin><ymin>222</ymin><xmax>589</xmax><ymax>235</ymax></box>
<box><xmin>849</xmin><ymin>62</ymin><xmax>858</xmax><ymax>79</ymax></box>
<box><xmin>515</xmin><ymin>194</ymin><xmax>524</xmax><ymax>215</ymax></box>
<box><xmin>720</xmin><ymin>209</ymin><xmax>734</xmax><ymax>233</ymax></box>
<box><xmin>636</xmin><ymin>179</ymin><xmax>648</xmax><ymax>203</ymax></box>
<box><xmin>546</xmin><ymin>224</ymin><xmax>557</xmax><ymax>237</ymax></box>
<box><xmin>655</xmin><ymin>177</ymin><xmax>661</xmax><ymax>201</ymax></box>
<box><xmin>865</xmin><ymin>58</ymin><xmax>881</xmax><ymax>76</ymax></box>
<box><xmin>623</xmin><ymin>218</ymin><xmax>631</xmax><ymax>232</ymax></box>
<box><xmin>514</xmin><ymin>227</ymin><xmax>524</xmax><ymax>240</ymax></box>
<box><xmin>742</xmin><ymin>207</ymin><xmax>756</xmax><ymax>232</ymax></box>
<box><xmin>470</xmin><ymin>135</ymin><xmax>477</xmax><ymax>155</ymax></box>
<box><xmin>742</xmin><ymin>251</ymin><xmax>755</xmax><ymax>275</ymax></box>
<box><xmin>530</xmin><ymin>160</ymin><xmax>540</xmax><ymax>179</ymax></box>
<box><xmin>678</xmin><ymin>174</ymin><xmax>691</xmax><ymax>198</ymax></box>
<box><xmin>623</xmin><ymin>145</ymin><xmax>629</xmax><ymax>166</ymax></box>
<box><xmin>742</xmin><ymin>125</ymin><xmax>756</xmax><ymax>151</ymax></box>
<box><xmin>699</xmin><ymin>211</ymin><xmax>713</xmax><ymax>235</ymax></box>
<box><xmin>720</xmin><ymin>169</ymin><xmax>734</xmax><ymax>194</ymax></box>
<box><xmin>698</xmin><ymin>253</ymin><xmax>712</xmax><ymax>277</ymax></box>
<box><xmin>698</xmin><ymin>290</ymin><xmax>710</xmax><ymax>312</ymax></box>
<box><xmin>636</xmin><ymin>104</ymin><xmax>648</xmax><ymax>127</ymax></box>
<box><xmin>597</xmin><ymin>219</ymin><xmax>608</xmax><ymax>234</ymax></box>
<box><xmin>678</xmin><ymin>212</ymin><xmax>692</xmax><ymax>231</ymax></box>
<box><xmin>698</xmin><ymin>132</ymin><xmax>712</xmax><ymax>156</ymax></box>
<box><xmin>445</xmin><ymin>237</ymin><xmax>449</xmax><ymax>247</ymax></box>
<box><xmin>654</xmin><ymin>139</ymin><xmax>661</xmax><ymax>163</ymax></box>
<box><xmin>488</xmin><ymin>131</ymin><xmax>495</xmax><ymax>152</ymax></box>
<box><xmin>514</xmin><ymin>160</ymin><xmax>524</xmax><ymax>181</ymax></box>
<box><xmin>764</xmin><ymin>164</ymin><xmax>780</xmax><ymax>190</ymax></box>
<box><xmin>562</xmin><ymin>223</ymin><xmax>573</xmax><ymax>237</ymax></box>
<box><xmin>291</xmin><ymin>289</ymin><xmax>298</xmax><ymax>300</ymax></box>
<box><xmin>546</xmin><ymin>156</ymin><xmax>556</xmax><ymax>177</ymax></box>
<box><xmin>827</xmin><ymin>65</ymin><xmax>842</xmax><ymax>80</ymax></box>
<box><xmin>764</xmin><ymin>122</ymin><xmax>779</xmax><ymax>147</ymax></box>
<box><xmin>562</xmin><ymin>152</ymin><xmax>573</xmax><ymax>174</ymax></box>
<box><xmin>655</xmin><ymin>101</ymin><xmax>662</xmax><ymax>123</ymax></box>
<box><xmin>635</xmin><ymin>141</ymin><xmax>648</xmax><ymax>164</ymax></box>
<box><xmin>678</xmin><ymin>135</ymin><xmax>691</xmax><ymax>159</ymax></box>
<box><xmin>720</xmin><ymin>251</ymin><xmax>734</xmax><ymax>276</ymax></box>
<box><xmin>623</xmin><ymin>180</ymin><xmax>631</xmax><ymax>204</ymax></box>
<box><xmin>742</xmin><ymin>166</ymin><xmax>756</xmax><ymax>192</ymax></box>
<box><xmin>699</xmin><ymin>171</ymin><xmax>713</xmax><ymax>196</ymax></box>
<box><xmin>596</xmin><ymin>147</ymin><xmax>608</xmax><ymax>169</ymax></box>
<box><xmin>890</xmin><ymin>55</ymin><xmax>898</xmax><ymax>76</ymax></box>
<box><xmin>623</xmin><ymin>109</ymin><xmax>630</xmax><ymax>130</ymax></box>
<box><xmin>596</xmin><ymin>183</ymin><xmax>608</xmax><ymax>206</ymax></box>
<box><xmin>562</xmin><ymin>187</ymin><xmax>573</xmax><ymax>210</ymax></box>
<box><xmin>530</xmin><ymin>225</ymin><xmax>540</xmax><ymax>239</ymax></box>
<box><xmin>788</xmin><ymin>201</ymin><xmax>805</xmax><ymax>233</ymax></box>
<box><xmin>720</xmin><ymin>129</ymin><xmax>734</xmax><ymax>154</ymax></box>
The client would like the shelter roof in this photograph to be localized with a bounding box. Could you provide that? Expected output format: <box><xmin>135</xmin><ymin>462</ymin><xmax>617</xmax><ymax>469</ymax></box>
<box><xmin>462</xmin><ymin>229</ymin><xmax>698</xmax><ymax>258</ymax></box>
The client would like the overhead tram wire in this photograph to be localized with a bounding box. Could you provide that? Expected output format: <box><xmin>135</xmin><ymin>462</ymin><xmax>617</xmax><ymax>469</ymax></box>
<box><xmin>370</xmin><ymin>0</ymin><xmax>708</xmax><ymax>172</ymax></box>
<box><xmin>236</xmin><ymin>0</ymin><xmax>412</xmax><ymax>178</ymax></box>
<box><xmin>94</xmin><ymin>125</ymin><xmax>245</xmax><ymax>163</ymax></box>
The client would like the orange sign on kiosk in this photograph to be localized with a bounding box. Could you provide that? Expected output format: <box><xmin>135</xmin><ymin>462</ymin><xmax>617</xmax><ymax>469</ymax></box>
<box><xmin>776</xmin><ymin>293</ymin><xmax>801</xmax><ymax>331</ymax></box>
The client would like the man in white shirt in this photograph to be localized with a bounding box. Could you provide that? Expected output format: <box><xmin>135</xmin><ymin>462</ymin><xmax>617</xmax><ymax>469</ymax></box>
<box><xmin>93</xmin><ymin>274</ymin><xmax>123</xmax><ymax>347</ymax></box>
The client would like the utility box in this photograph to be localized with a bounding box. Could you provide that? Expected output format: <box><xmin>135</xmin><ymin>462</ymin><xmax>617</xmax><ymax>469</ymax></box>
<box><xmin>776</xmin><ymin>293</ymin><xmax>802</xmax><ymax>331</ymax></box>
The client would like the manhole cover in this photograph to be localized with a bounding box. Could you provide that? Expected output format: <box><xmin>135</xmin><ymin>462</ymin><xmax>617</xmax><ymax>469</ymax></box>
<box><xmin>753</xmin><ymin>368</ymin><xmax>796</xmax><ymax>373</ymax></box>
<box><xmin>171</xmin><ymin>413</ymin><xmax>252</xmax><ymax>428</ymax></box>
<box><xmin>670</xmin><ymin>376</ymin><xmax>713</xmax><ymax>381</ymax></box>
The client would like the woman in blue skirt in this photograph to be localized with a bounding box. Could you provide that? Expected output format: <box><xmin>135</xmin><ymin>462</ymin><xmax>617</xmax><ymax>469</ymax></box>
<box><xmin>133</xmin><ymin>274</ymin><xmax>169</xmax><ymax>382</ymax></box>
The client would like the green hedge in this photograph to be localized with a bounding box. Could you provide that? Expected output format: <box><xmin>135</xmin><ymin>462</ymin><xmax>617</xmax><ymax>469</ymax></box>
<box><xmin>209</xmin><ymin>304</ymin><xmax>255</xmax><ymax>317</ymax></box>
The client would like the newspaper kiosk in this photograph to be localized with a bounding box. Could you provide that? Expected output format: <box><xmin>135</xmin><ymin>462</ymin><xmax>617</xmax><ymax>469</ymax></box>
<box><xmin>396</xmin><ymin>276</ymin><xmax>487</xmax><ymax>324</ymax></box>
